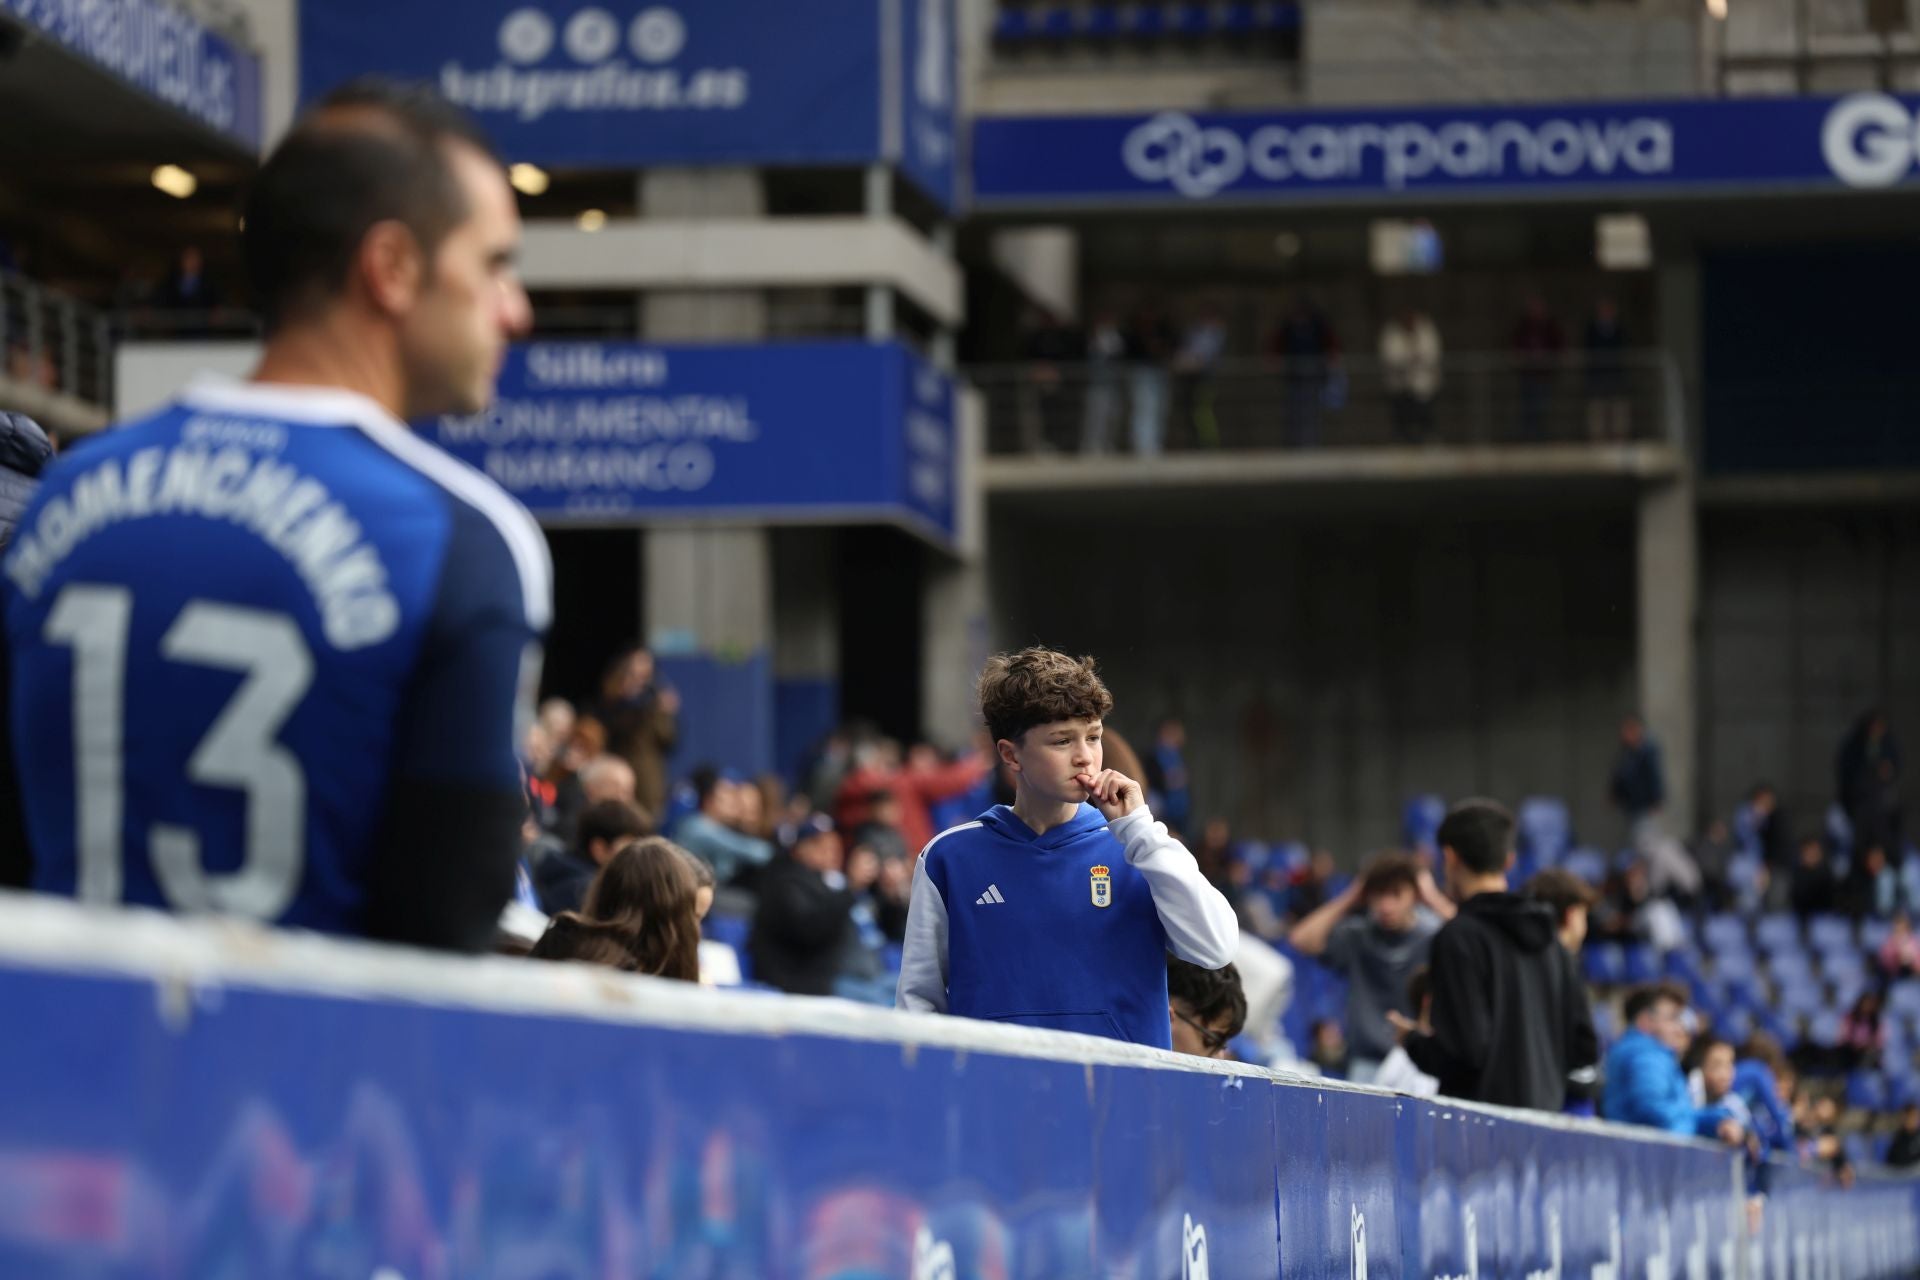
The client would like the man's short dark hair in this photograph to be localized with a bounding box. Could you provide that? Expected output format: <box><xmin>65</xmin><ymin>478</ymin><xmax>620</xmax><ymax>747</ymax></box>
<box><xmin>577</xmin><ymin>799</ymin><xmax>650</xmax><ymax>854</ymax></box>
<box><xmin>1624</xmin><ymin>982</ymin><xmax>1683</xmax><ymax>1025</ymax></box>
<box><xmin>1358</xmin><ymin>852</ymin><xmax>1420</xmax><ymax>901</ymax></box>
<box><xmin>1437</xmin><ymin>798</ymin><xmax>1514</xmax><ymax>875</ymax></box>
<box><xmin>689</xmin><ymin>764</ymin><xmax>723</xmax><ymax>807</ymax></box>
<box><xmin>1524</xmin><ymin>868</ymin><xmax>1599</xmax><ymax>924</ymax></box>
<box><xmin>243</xmin><ymin>77</ymin><xmax>498</xmax><ymax>332</ymax></box>
<box><xmin>1167</xmin><ymin>957</ymin><xmax>1247</xmax><ymax>1040</ymax></box>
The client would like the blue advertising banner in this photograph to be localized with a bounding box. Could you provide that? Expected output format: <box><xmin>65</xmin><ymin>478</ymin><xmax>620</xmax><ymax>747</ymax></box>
<box><xmin>299</xmin><ymin>0</ymin><xmax>959</xmax><ymax>210</ymax></box>
<box><xmin>0</xmin><ymin>899</ymin><xmax>1913</xmax><ymax>1279</ymax></box>
<box><xmin>972</xmin><ymin>92</ymin><xmax>1920</xmax><ymax>208</ymax></box>
<box><xmin>425</xmin><ymin>340</ymin><xmax>958</xmax><ymax>549</ymax></box>
<box><xmin>0</xmin><ymin>0</ymin><xmax>263</xmax><ymax>151</ymax></box>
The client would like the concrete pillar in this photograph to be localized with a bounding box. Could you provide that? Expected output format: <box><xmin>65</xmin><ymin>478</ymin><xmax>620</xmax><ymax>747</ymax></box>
<box><xmin>638</xmin><ymin>169</ymin><xmax>778</xmax><ymax>777</ymax></box>
<box><xmin>921</xmin><ymin>386</ymin><xmax>989</xmax><ymax>746</ymax></box>
<box><xmin>773</xmin><ymin>529</ymin><xmax>842</xmax><ymax>781</ymax></box>
<box><xmin>1637</xmin><ymin>476</ymin><xmax>1699</xmax><ymax>837</ymax></box>
<box><xmin>864</xmin><ymin>164</ymin><xmax>896</xmax><ymax>341</ymax></box>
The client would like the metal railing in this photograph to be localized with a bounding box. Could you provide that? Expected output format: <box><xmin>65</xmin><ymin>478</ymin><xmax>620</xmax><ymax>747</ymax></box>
<box><xmin>968</xmin><ymin>349</ymin><xmax>1683</xmax><ymax>456</ymax></box>
<box><xmin>0</xmin><ymin>272</ymin><xmax>114</xmax><ymax>412</ymax></box>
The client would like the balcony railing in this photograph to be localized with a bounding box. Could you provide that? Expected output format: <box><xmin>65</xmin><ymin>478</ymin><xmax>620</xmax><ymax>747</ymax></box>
<box><xmin>0</xmin><ymin>271</ymin><xmax>114</xmax><ymax>415</ymax></box>
<box><xmin>967</xmin><ymin>349</ymin><xmax>1683</xmax><ymax>456</ymax></box>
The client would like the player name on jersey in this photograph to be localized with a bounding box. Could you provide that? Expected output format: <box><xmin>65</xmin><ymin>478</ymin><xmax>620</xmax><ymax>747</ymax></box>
<box><xmin>5</xmin><ymin>417</ymin><xmax>400</xmax><ymax>652</ymax></box>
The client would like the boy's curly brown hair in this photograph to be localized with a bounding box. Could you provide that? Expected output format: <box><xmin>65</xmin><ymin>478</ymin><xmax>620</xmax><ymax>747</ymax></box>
<box><xmin>977</xmin><ymin>647</ymin><xmax>1115</xmax><ymax>746</ymax></box>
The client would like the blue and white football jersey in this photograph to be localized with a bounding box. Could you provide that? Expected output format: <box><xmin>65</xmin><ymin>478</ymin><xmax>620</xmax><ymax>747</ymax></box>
<box><xmin>1</xmin><ymin>379</ymin><xmax>551</xmax><ymax>940</ymax></box>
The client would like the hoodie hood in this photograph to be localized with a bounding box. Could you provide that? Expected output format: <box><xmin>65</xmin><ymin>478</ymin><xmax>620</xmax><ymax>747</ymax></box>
<box><xmin>1460</xmin><ymin>890</ymin><xmax>1558</xmax><ymax>953</ymax></box>
<box><xmin>978</xmin><ymin>803</ymin><xmax>1111</xmax><ymax>850</ymax></box>
<box><xmin>0</xmin><ymin>412</ymin><xmax>50</xmax><ymax>547</ymax></box>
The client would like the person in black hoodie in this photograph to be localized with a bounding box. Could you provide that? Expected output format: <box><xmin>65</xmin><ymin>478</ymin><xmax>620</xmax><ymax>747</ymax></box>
<box><xmin>0</xmin><ymin>411</ymin><xmax>50</xmax><ymax>889</ymax></box>
<box><xmin>749</xmin><ymin>813</ymin><xmax>864</xmax><ymax>997</ymax></box>
<box><xmin>1398</xmin><ymin>798</ymin><xmax>1598</xmax><ymax>1111</ymax></box>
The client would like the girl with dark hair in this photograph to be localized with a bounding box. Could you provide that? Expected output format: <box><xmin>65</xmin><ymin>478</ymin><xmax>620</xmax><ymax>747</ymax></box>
<box><xmin>530</xmin><ymin>836</ymin><xmax>702</xmax><ymax>982</ymax></box>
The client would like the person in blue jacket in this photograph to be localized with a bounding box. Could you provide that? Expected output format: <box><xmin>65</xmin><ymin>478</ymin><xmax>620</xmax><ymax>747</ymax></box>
<box><xmin>895</xmin><ymin>647</ymin><xmax>1238</xmax><ymax>1049</ymax></box>
<box><xmin>1604</xmin><ymin>984</ymin><xmax>1744</xmax><ymax>1142</ymax></box>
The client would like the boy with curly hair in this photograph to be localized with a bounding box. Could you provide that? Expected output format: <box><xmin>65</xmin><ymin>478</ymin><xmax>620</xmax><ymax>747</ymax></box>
<box><xmin>896</xmin><ymin>647</ymin><xmax>1237</xmax><ymax>1048</ymax></box>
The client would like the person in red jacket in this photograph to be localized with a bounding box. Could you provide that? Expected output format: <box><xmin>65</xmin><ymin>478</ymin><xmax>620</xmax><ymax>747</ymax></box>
<box><xmin>835</xmin><ymin>738</ymin><xmax>989</xmax><ymax>857</ymax></box>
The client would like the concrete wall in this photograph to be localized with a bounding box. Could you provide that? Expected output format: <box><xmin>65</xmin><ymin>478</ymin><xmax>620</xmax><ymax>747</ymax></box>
<box><xmin>989</xmin><ymin>499</ymin><xmax>1637</xmax><ymax>858</ymax></box>
<box><xmin>1698</xmin><ymin>506</ymin><xmax>1920</xmax><ymax>837</ymax></box>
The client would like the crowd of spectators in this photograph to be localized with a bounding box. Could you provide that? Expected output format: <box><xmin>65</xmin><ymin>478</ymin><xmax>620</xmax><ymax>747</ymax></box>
<box><xmin>1008</xmin><ymin>294</ymin><xmax>1643</xmax><ymax>453</ymax></box>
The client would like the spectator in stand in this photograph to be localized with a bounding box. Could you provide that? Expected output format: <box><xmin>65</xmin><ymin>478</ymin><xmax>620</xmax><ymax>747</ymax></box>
<box><xmin>539</xmin><ymin>748</ymin><xmax>637</xmax><ymax>856</ymax></box>
<box><xmin>1840</xmin><ymin>990</ymin><xmax>1887</xmax><ymax>1073</ymax></box>
<box><xmin>1583</xmin><ymin>297</ymin><xmax>1631</xmax><ymax>442</ymax></box>
<box><xmin>543</xmin><ymin>719</ymin><xmax>609</xmax><ymax>841</ymax></box>
<box><xmin>1886</xmin><ymin>1101</ymin><xmax>1920</xmax><ymax>1170</ymax></box>
<box><xmin>1172</xmin><ymin>305</ymin><xmax>1228</xmax><ymax>449</ymax></box>
<box><xmin>1289</xmin><ymin>851</ymin><xmax>1455</xmax><ymax>1084</ymax></box>
<box><xmin>538</xmin><ymin>698</ymin><xmax>575</xmax><ymax>753</ymax></box>
<box><xmin>1526</xmin><ymin>868</ymin><xmax>1603</xmax><ymax>1112</ymax></box>
<box><xmin>1737</xmin><ymin>783</ymin><xmax>1794</xmax><ymax>873</ymax></box>
<box><xmin>835</xmin><ymin>737</ymin><xmax>989</xmax><ymax>859</ymax></box>
<box><xmin>1789</xmin><ymin>836</ymin><xmax>1839</xmax><ymax>919</ymax></box>
<box><xmin>1591</xmin><ymin>860</ymin><xmax>1686</xmax><ymax>952</ymax></box>
<box><xmin>1380</xmin><ymin>306</ymin><xmax>1442</xmax><ymax>443</ymax></box>
<box><xmin>1309</xmin><ymin>1018</ymin><xmax>1350</xmax><ymax>1078</ymax></box>
<box><xmin>1081</xmin><ymin>307</ymin><xmax>1127</xmax><ymax>455</ymax></box>
<box><xmin>1604</xmin><ymin>985</ymin><xmax>1744</xmax><ymax>1143</ymax></box>
<box><xmin>1270</xmin><ymin>296</ymin><xmax>1339</xmax><ymax>448</ymax></box>
<box><xmin>1374</xmin><ymin>967</ymin><xmax>1441</xmax><ymax>1097</ymax></box>
<box><xmin>1733</xmin><ymin>1034</ymin><xmax>1799</xmax><ymax>1177</ymax></box>
<box><xmin>532</xmin><ymin>797</ymin><xmax>651</xmax><ymax>916</ymax></box>
<box><xmin>1167</xmin><ymin>956</ymin><xmax>1247</xmax><ymax>1061</ymax></box>
<box><xmin>1838</xmin><ymin>709</ymin><xmax>1903</xmax><ymax>855</ymax></box>
<box><xmin>1125</xmin><ymin>301</ymin><xmax>1176</xmax><ymax>457</ymax></box>
<box><xmin>530</xmin><ymin>836</ymin><xmax>702</xmax><ymax>980</ymax></box>
<box><xmin>155</xmin><ymin>246</ymin><xmax>222</xmax><ymax>313</ymax></box>
<box><xmin>1610</xmin><ymin>714</ymin><xmax>1666</xmax><ymax>839</ymax></box>
<box><xmin>673</xmin><ymin>766</ymin><xmax>774</xmax><ymax>887</ymax></box>
<box><xmin>1286</xmin><ymin>849</ymin><xmax>1342</xmax><ymax>923</ymax></box>
<box><xmin>1191</xmin><ymin>818</ymin><xmax>1235</xmax><ymax>891</ymax></box>
<box><xmin>867</xmin><ymin>832</ymin><xmax>914</xmax><ymax>943</ymax></box>
<box><xmin>1525</xmin><ymin>867</ymin><xmax>1597</xmax><ymax>957</ymax></box>
<box><xmin>1399</xmin><ymin>799</ymin><xmax>1598</xmax><ymax>1112</ymax></box>
<box><xmin>594</xmin><ymin>647</ymin><xmax>679</xmax><ymax>821</ymax></box>
<box><xmin>1688</xmin><ymin>1035</ymin><xmax>1756</xmax><ymax>1139</ymax></box>
<box><xmin>750</xmin><ymin>813</ymin><xmax>890</xmax><ymax>1003</ymax></box>
<box><xmin>851</xmin><ymin>789</ymin><xmax>912</xmax><ymax>866</ymax></box>
<box><xmin>1690</xmin><ymin>818</ymin><xmax>1739</xmax><ymax>912</ymax></box>
<box><xmin>1879</xmin><ymin>911</ymin><xmax>1920</xmax><ymax>979</ymax></box>
<box><xmin>803</xmin><ymin>726</ymin><xmax>854</xmax><ymax>813</ymax></box>
<box><xmin>1143</xmin><ymin>717</ymin><xmax>1192</xmax><ymax>836</ymax></box>
<box><xmin>1511</xmin><ymin>295</ymin><xmax>1565</xmax><ymax>440</ymax></box>
<box><xmin>1016</xmin><ymin>304</ymin><xmax>1082</xmax><ymax>454</ymax></box>
<box><xmin>1844</xmin><ymin>843</ymin><xmax>1902</xmax><ymax>919</ymax></box>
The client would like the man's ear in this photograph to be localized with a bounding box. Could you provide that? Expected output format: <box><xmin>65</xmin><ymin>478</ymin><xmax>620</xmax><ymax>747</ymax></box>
<box><xmin>1504</xmin><ymin>849</ymin><xmax>1517</xmax><ymax>873</ymax></box>
<box><xmin>356</xmin><ymin>219</ymin><xmax>425</xmax><ymax>317</ymax></box>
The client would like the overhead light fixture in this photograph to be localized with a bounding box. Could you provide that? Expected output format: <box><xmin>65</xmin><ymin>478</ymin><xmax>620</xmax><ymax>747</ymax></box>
<box><xmin>576</xmin><ymin>208</ymin><xmax>608</xmax><ymax>232</ymax></box>
<box><xmin>151</xmin><ymin>164</ymin><xmax>197</xmax><ymax>199</ymax></box>
<box><xmin>1706</xmin><ymin>0</ymin><xmax>1727</xmax><ymax>16</ymax></box>
<box><xmin>509</xmin><ymin>163</ymin><xmax>550</xmax><ymax>196</ymax></box>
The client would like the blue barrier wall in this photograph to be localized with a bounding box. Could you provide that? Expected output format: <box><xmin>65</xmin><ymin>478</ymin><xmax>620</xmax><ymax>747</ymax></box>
<box><xmin>0</xmin><ymin>897</ymin><xmax>1911</xmax><ymax>1278</ymax></box>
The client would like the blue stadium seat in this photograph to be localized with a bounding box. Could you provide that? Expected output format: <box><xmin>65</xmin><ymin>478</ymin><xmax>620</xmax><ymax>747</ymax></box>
<box><xmin>1767</xmin><ymin>950</ymin><xmax>1813</xmax><ymax>985</ymax></box>
<box><xmin>993</xmin><ymin>8</ymin><xmax>1032</xmax><ymax>41</ymax></box>
<box><xmin>1713</xmin><ymin>949</ymin><xmax>1756</xmax><ymax>983</ymax></box>
<box><xmin>1084</xmin><ymin>2</ymin><xmax>1122</xmax><ymax>38</ymax></box>
<box><xmin>1889</xmin><ymin>981</ymin><xmax>1920</xmax><ymax>1022</ymax></box>
<box><xmin>1665</xmin><ymin>947</ymin><xmax>1706</xmax><ymax>984</ymax></box>
<box><xmin>1703</xmin><ymin>914</ymin><xmax>1749</xmax><ymax>953</ymax></box>
<box><xmin>1173</xmin><ymin>1</ymin><xmax>1210</xmax><ymax>36</ymax></box>
<box><xmin>1725</xmin><ymin>852</ymin><xmax>1766</xmax><ymax>913</ymax></box>
<box><xmin>1562</xmin><ymin>849</ymin><xmax>1608</xmax><ymax>887</ymax></box>
<box><xmin>1822</xmin><ymin>948</ymin><xmax>1868</xmax><ymax>986</ymax></box>
<box><xmin>704</xmin><ymin>914</ymin><xmax>750</xmax><ymax>951</ymax></box>
<box><xmin>1862</xmin><ymin>918</ymin><xmax>1896</xmax><ymax>954</ymax></box>
<box><xmin>1586</xmin><ymin>943</ymin><xmax>1627</xmax><ymax>986</ymax></box>
<box><xmin>1219</xmin><ymin>1</ymin><xmax>1257</xmax><ymax>34</ymax></box>
<box><xmin>1039</xmin><ymin>6</ymin><xmax>1078</xmax><ymax>40</ymax></box>
<box><xmin>1776</xmin><ymin>980</ymin><xmax>1826</xmax><ymax>1019</ymax></box>
<box><xmin>1623</xmin><ymin>944</ymin><xmax>1661</xmax><ymax>984</ymax></box>
<box><xmin>1849</xmin><ymin>1070</ymin><xmax>1890</xmax><ymax>1112</ymax></box>
<box><xmin>1518</xmin><ymin>797</ymin><xmax>1573</xmax><ymax>866</ymax></box>
<box><xmin>1808</xmin><ymin>915</ymin><xmax>1855</xmax><ymax>952</ymax></box>
<box><xmin>1126</xmin><ymin>3</ymin><xmax>1168</xmax><ymax>37</ymax></box>
<box><xmin>1402</xmin><ymin>794</ymin><xmax>1446</xmax><ymax>855</ymax></box>
<box><xmin>1845</xmin><ymin>1134</ymin><xmax>1876</xmax><ymax>1167</ymax></box>
<box><xmin>1755</xmin><ymin>913</ymin><xmax>1802</xmax><ymax>953</ymax></box>
<box><xmin>1808</xmin><ymin>1011</ymin><xmax>1846</xmax><ymax>1048</ymax></box>
<box><xmin>1717</xmin><ymin>1008</ymin><xmax>1754</xmax><ymax>1045</ymax></box>
<box><xmin>1759</xmin><ymin>1008</ymin><xmax>1800</xmax><ymax>1049</ymax></box>
<box><xmin>1255</xmin><ymin>0</ymin><xmax>1303</xmax><ymax>30</ymax></box>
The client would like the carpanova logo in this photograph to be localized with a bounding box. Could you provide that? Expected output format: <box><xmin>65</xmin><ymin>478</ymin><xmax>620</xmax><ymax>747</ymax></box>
<box><xmin>441</xmin><ymin>4</ymin><xmax>748</xmax><ymax>122</ymax></box>
<box><xmin>1822</xmin><ymin>93</ymin><xmax>1920</xmax><ymax>187</ymax></box>
<box><xmin>1120</xmin><ymin>109</ymin><xmax>1675</xmax><ymax>199</ymax></box>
